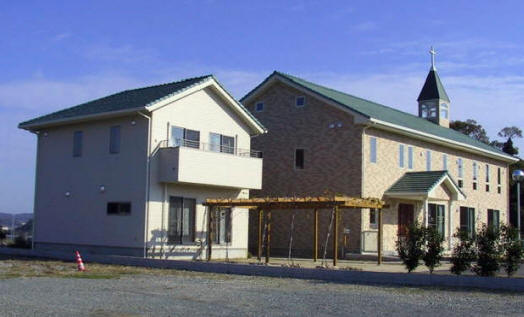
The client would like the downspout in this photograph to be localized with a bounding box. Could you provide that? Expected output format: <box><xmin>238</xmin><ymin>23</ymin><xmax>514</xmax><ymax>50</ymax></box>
<box><xmin>137</xmin><ymin>111</ymin><xmax>152</xmax><ymax>258</ymax></box>
<box><xmin>30</xmin><ymin>130</ymin><xmax>40</xmax><ymax>250</ymax></box>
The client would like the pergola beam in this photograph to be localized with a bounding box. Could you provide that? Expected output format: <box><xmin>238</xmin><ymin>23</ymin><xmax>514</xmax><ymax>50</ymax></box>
<box><xmin>204</xmin><ymin>196</ymin><xmax>386</xmax><ymax>209</ymax></box>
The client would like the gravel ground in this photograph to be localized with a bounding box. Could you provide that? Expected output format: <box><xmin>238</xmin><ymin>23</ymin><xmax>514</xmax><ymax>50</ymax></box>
<box><xmin>0</xmin><ymin>272</ymin><xmax>523</xmax><ymax>317</ymax></box>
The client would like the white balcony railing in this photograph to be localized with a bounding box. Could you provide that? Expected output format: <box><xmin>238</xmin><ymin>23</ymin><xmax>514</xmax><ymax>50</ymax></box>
<box><xmin>159</xmin><ymin>139</ymin><xmax>262</xmax><ymax>158</ymax></box>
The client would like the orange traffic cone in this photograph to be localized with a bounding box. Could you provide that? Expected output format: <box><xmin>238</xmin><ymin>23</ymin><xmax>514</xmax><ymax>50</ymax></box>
<box><xmin>75</xmin><ymin>251</ymin><xmax>85</xmax><ymax>272</ymax></box>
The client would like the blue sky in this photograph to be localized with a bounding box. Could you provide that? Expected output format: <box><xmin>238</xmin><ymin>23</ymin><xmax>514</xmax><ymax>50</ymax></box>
<box><xmin>2</xmin><ymin>1</ymin><xmax>524</xmax><ymax>213</ymax></box>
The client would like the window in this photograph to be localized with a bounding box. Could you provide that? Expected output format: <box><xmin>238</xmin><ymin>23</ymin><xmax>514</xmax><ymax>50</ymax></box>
<box><xmin>426</xmin><ymin>150</ymin><xmax>432</xmax><ymax>171</ymax></box>
<box><xmin>458</xmin><ymin>158</ymin><xmax>464</xmax><ymax>179</ymax></box>
<box><xmin>458</xmin><ymin>179</ymin><xmax>463</xmax><ymax>188</ymax></box>
<box><xmin>485</xmin><ymin>165</ymin><xmax>490</xmax><ymax>183</ymax></box>
<box><xmin>170</xmin><ymin>126</ymin><xmax>200</xmax><ymax>149</ymax></box>
<box><xmin>370</xmin><ymin>137</ymin><xmax>377</xmax><ymax>163</ymax></box>
<box><xmin>408</xmin><ymin>146</ymin><xmax>414</xmax><ymax>169</ymax></box>
<box><xmin>210</xmin><ymin>133</ymin><xmax>235</xmax><ymax>154</ymax></box>
<box><xmin>168</xmin><ymin>197</ymin><xmax>196</xmax><ymax>244</ymax></box>
<box><xmin>255</xmin><ymin>102</ymin><xmax>264</xmax><ymax>112</ymax></box>
<box><xmin>295</xmin><ymin>149</ymin><xmax>304</xmax><ymax>169</ymax></box>
<box><xmin>213</xmin><ymin>208</ymin><xmax>232</xmax><ymax>244</ymax></box>
<box><xmin>296</xmin><ymin>96</ymin><xmax>305</xmax><ymax>107</ymax></box>
<box><xmin>460</xmin><ymin>207</ymin><xmax>475</xmax><ymax>237</ymax></box>
<box><xmin>443</xmin><ymin>154</ymin><xmax>448</xmax><ymax>171</ymax></box>
<box><xmin>399</xmin><ymin>144</ymin><xmax>405</xmax><ymax>168</ymax></box>
<box><xmin>369</xmin><ymin>209</ymin><xmax>377</xmax><ymax>226</ymax></box>
<box><xmin>420</xmin><ymin>104</ymin><xmax>428</xmax><ymax>118</ymax></box>
<box><xmin>428</xmin><ymin>105</ymin><xmax>437</xmax><ymax>118</ymax></box>
<box><xmin>440</xmin><ymin>103</ymin><xmax>449</xmax><ymax>119</ymax></box>
<box><xmin>73</xmin><ymin>131</ymin><xmax>83</xmax><ymax>157</ymax></box>
<box><xmin>487</xmin><ymin>209</ymin><xmax>500</xmax><ymax>229</ymax></box>
<box><xmin>497</xmin><ymin>168</ymin><xmax>502</xmax><ymax>194</ymax></box>
<box><xmin>109</xmin><ymin>126</ymin><xmax>121</xmax><ymax>154</ymax></box>
<box><xmin>428</xmin><ymin>204</ymin><xmax>445</xmax><ymax>236</ymax></box>
<box><xmin>107</xmin><ymin>202</ymin><xmax>131</xmax><ymax>215</ymax></box>
<box><xmin>473</xmin><ymin>162</ymin><xmax>478</xmax><ymax>190</ymax></box>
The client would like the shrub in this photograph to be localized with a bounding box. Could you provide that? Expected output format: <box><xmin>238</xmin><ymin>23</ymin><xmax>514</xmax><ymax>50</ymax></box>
<box><xmin>396</xmin><ymin>222</ymin><xmax>425</xmax><ymax>272</ymax></box>
<box><xmin>500</xmin><ymin>225</ymin><xmax>523</xmax><ymax>277</ymax></box>
<box><xmin>0</xmin><ymin>230</ymin><xmax>6</xmax><ymax>241</ymax></box>
<box><xmin>9</xmin><ymin>235</ymin><xmax>31</xmax><ymax>249</ymax></box>
<box><xmin>423</xmin><ymin>227</ymin><xmax>444</xmax><ymax>274</ymax></box>
<box><xmin>450</xmin><ymin>228</ymin><xmax>477</xmax><ymax>275</ymax></box>
<box><xmin>472</xmin><ymin>224</ymin><xmax>501</xmax><ymax>277</ymax></box>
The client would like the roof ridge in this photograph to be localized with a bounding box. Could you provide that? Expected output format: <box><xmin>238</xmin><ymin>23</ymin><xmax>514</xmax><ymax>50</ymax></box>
<box><xmin>121</xmin><ymin>74</ymin><xmax>213</xmax><ymax>93</ymax></box>
<box><xmin>274</xmin><ymin>71</ymin><xmax>508</xmax><ymax>158</ymax></box>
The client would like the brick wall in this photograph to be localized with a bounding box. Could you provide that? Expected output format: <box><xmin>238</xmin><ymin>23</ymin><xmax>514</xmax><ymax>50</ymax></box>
<box><xmin>245</xmin><ymin>82</ymin><xmax>363</xmax><ymax>257</ymax></box>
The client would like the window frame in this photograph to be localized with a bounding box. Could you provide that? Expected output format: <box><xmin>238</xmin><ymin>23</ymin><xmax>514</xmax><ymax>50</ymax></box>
<box><xmin>428</xmin><ymin>203</ymin><xmax>445</xmax><ymax>237</ymax></box>
<box><xmin>443</xmin><ymin>154</ymin><xmax>448</xmax><ymax>171</ymax></box>
<box><xmin>295</xmin><ymin>96</ymin><xmax>306</xmax><ymax>108</ymax></box>
<box><xmin>369</xmin><ymin>208</ymin><xmax>378</xmax><ymax>227</ymax></box>
<box><xmin>213</xmin><ymin>208</ymin><xmax>232</xmax><ymax>244</ymax></box>
<box><xmin>167</xmin><ymin>196</ymin><xmax>196</xmax><ymax>244</ymax></box>
<box><xmin>109</xmin><ymin>125</ymin><xmax>121</xmax><ymax>154</ymax></box>
<box><xmin>426</xmin><ymin>150</ymin><xmax>432</xmax><ymax>171</ymax></box>
<box><xmin>295</xmin><ymin>149</ymin><xmax>305</xmax><ymax>170</ymax></box>
<box><xmin>370</xmin><ymin>137</ymin><xmax>377</xmax><ymax>163</ymax></box>
<box><xmin>255</xmin><ymin>102</ymin><xmax>264</xmax><ymax>112</ymax></box>
<box><xmin>457</xmin><ymin>158</ymin><xmax>464</xmax><ymax>179</ymax></box>
<box><xmin>73</xmin><ymin>130</ymin><xmax>83</xmax><ymax>157</ymax></box>
<box><xmin>107</xmin><ymin>202</ymin><xmax>131</xmax><ymax>216</ymax></box>
<box><xmin>487</xmin><ymin>209</ymin><xmax>500</xmax><ymax>229</ymax></box>
<box><xmin>407</xmin><ymin>146</ymin><xmax>414</xmax><ymax>169</ymax></box>
<box><xmin>460</xmin><ymin>207</ymin><xmax>476</xmax><ymax>238</ymax></box>
<box><xmin>398</xmin><ymin>144</ymin><xmax>405</xmax><ymax>168</ymax></box>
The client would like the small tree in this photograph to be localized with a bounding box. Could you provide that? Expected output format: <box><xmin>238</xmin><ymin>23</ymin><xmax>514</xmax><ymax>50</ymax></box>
<box><xmin>450</xmin><ymin>229</ymin><xmax>477</xmax><ymax>275</ymax></box>
<box><xmin>423</xmin><ymin>227</ymin><xmax>444</xmax><ymax>274</ymax></box>
<box><xmin>472</xmin><ymin>225</ymin><xmax>501</xmax><ymax>277</ymax></box>
<box><xmin>396</xmin><ymin>222</ymin><xmax>425</xmax><ymax>272</ymax></box>
<box><xmin>0</xmin><ymin>230</ymin><xmax>6</xmax><ymax>244</ymax></box>
<box><xmin>500</xmin><ymin>225</ymin><xmax>523</xmax><ymax>277</ymax></box>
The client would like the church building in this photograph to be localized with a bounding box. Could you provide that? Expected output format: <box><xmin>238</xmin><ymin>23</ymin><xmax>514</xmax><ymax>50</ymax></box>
<box><xmin>241</xmin><ymin>50</ymin><xmax>518</xmax><ymax>257</ymax></box>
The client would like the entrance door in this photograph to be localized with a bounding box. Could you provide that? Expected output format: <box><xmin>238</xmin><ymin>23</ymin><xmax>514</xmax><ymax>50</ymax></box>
<box><xmin>398</xmin><ymin>203</ymin><xmax>414</xmax><ymax>237</ymax></box>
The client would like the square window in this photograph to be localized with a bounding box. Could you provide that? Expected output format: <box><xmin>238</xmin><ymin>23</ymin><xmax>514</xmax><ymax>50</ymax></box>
<box><xmin>473</xmin><ymin>182</ymin><xmax>477</xmax><ymax>190</ymax></box>
<box><xmin>296</xmin><ymin>96</ymin><xmax>305</xmax><ymax>107</ymax></box>
<box><xmin>255</xmin><ymin>102</ymin><xmax>264</xmax><ymax>112</ymax></box>
<box><xmin>497</xmin><ymin>186</ymin><xmax>501</xmax><ymax>194</ymax></box>
<box><xmin>458</xmin><ymin>179</ymin><xmax>463</xmax><ymax>188</ymax></box>
<box><xmin>486</xmin><ymin>184</ymin><xmax>490</xmax><ymax>192</ymax></box>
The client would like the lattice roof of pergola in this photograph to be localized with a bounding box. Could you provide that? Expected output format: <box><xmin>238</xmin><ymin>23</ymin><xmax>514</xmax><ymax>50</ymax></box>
<box><xmin>203</xmin><ymin>195</ymin><xmax>386</xmax><ymax>209</ymax></box>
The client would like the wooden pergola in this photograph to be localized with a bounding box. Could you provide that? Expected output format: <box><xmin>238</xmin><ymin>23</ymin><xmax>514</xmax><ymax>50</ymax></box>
<box><xmin>203</xmin><ymin>195</ymin><xmax>387</xmax><ymax>266</ymax></box>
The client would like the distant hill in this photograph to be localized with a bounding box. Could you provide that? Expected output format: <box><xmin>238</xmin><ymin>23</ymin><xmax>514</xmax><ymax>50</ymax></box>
<box><xmin>0</xmin><ymin>213</ymin><xmax>33</xmax><ymax>228</ymax></box>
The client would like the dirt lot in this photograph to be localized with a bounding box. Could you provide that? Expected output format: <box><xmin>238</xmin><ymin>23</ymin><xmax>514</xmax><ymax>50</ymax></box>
<box><xmin>1</xmin><ymin>255</ymin><xmax>523</xmax><ymax>316</ymax></box>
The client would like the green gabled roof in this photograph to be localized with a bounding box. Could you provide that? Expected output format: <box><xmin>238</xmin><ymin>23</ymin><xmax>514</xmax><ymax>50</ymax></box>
<box><xmin>244</xmin><ymin>71</ymin><xmax>512</xmax><ymax>160</ymax></box>
<box><xmin>417</xmin><ymin>69</ymin><xmax>450</xmax><ymax>102</ymax></box>
<box><xmin>18</xmin><ymin>75</ymin><xmax>266</xmax><ymax>133</ymax></box>
<box><xmin>387</xmin><ymin>171</ymin><xmax>455</xmax><ymax>193</ymax></box>
<box><xmin>19</xmin><ymin>75</ymin><xmax>212</xmax><ymax>128</ymax></box>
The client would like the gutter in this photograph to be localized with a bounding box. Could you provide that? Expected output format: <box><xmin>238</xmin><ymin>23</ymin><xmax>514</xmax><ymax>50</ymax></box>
<box><xmin>137</xmin><ymin>111</ymin><xmax>152</xmax><ymax>258</ymax></box>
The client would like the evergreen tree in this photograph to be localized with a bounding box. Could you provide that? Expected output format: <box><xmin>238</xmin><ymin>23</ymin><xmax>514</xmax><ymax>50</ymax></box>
<box><xmin>423</xmin><ymin>227</ymin><xmax>444</xmax><ymax>274</ymax></box>
<box><xmin>396</xmin><ymin>222</ymin><xmax>425</xmax><ymax>272</ymax></box>
<box><xmin>500</xmin><ymin>225</ymin><xmax>523</xmax><ymax>277</ymax></box>
<box><xmin>450</xmin><ymin>229</ymin><xmax>477</xmax><ymax>275</ymax></box>
<box><xmin>472</xmin><ymin>225</ymin><xmax>502</xmax><ymax>277</ymax></box>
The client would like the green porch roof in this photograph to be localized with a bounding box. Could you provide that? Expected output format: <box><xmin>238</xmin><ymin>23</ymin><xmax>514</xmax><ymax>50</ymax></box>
<box><xmin>244</xmin><ymin>71</ymin><xmax>512</xmax><ymax>160</ymax></box>
<box><xmin>386</xmin><ymin>171</ymin><xmax>454</xmax><ymax>193</ymax></box>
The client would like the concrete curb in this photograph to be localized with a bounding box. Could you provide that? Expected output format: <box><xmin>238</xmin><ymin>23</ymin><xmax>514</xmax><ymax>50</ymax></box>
<box><xmin>1</xmin><ymin>247</ymin><xmax>523</xmax><ymax>292</ymax></box>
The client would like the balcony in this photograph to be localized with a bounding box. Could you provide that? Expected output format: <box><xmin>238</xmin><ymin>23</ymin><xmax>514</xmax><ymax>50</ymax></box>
<box><xmin>157</xmin><ymin>140</ymin><xmax>263</xmax><ymax>190</ymax></box>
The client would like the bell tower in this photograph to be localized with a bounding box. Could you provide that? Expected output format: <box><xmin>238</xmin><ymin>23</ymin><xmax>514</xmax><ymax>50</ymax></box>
<box><xmin>417</xmin><ymin>47</ymin><xmax>450</xmax><ymax>128</ymax></box>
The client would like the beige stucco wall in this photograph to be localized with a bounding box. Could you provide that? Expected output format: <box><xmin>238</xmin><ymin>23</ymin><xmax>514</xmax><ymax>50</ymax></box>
<box><xmin>146</xmin><ymin>87</ymin><xmax>257</xmax><ymax>259</ymax></box>
<box><xmin>362</xmin><ymin>127</ymin><xmax>510</xmax><ymax>253</ymax></box>
<box><xmin>33</xmin><ymin>115</ymin><xmax>149</xmax><ymax>251</ymax></box>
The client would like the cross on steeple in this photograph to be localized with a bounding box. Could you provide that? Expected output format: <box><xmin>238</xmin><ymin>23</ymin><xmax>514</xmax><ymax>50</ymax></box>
<box><xmin>429</xmin><ymin>46</ymin><xmax>437</xmax><ymax>70</ymax></box>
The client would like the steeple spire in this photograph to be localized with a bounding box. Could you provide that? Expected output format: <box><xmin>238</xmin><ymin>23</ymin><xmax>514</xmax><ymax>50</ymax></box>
<box><xmin>429</xmin><ymin>46</ymin><xmax>436</xmax><ymax>70</ymax></box>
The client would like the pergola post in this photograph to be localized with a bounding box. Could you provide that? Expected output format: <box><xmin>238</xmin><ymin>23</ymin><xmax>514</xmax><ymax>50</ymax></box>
<box><xmin>377</xmin><ymin>208</ymin><xmax>383</xmax><ymax>265</ymax></box>
<box><xmin>333</xmin><ymin>206</ymin><xmax>339</xmax><ymax>267</ymax></box>
<box><xmin>257</xmin><ymin>208</ymin><xmax>263</xmax><ymax>261</ymax></box>
<box><xmin>313</xmin><ymin>208</ymin><xmax>318</xmax><ymax>262</ymax></box>
<box><xmin>207</xmin><ymin>206</ymin><xmax>213</xmax><ymax>261</ymax></box>
<box><xmin>265</xmin><ymin>210</ymin><xmax>272</xmax><ymax>264</ymax></box>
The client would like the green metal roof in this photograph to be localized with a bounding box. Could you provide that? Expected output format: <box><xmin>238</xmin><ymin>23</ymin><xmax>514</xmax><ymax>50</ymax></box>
<box><xmin>19</xmin><ymin>75</ymin><xmax>266</xmax><ymax>132</ymax></box>
<box><xmin>417</xmin><ymin>69</ymin><xmax>450</xmax><ymax>102</ymax></box>
<box><xmin>243</xmin><ymin>71</ymin><xmax>512</xmax><ymax>160</ymax></box>
<box><xmin>386</xmin><ymin>171</ymin><xmax>456</xmax><ymax>193</ymax></box>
